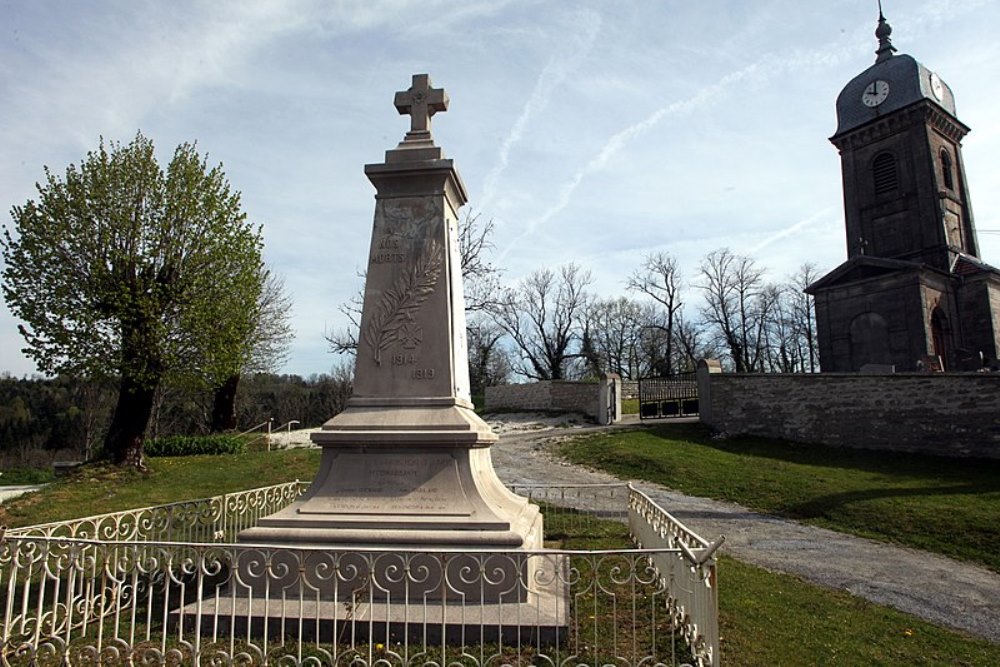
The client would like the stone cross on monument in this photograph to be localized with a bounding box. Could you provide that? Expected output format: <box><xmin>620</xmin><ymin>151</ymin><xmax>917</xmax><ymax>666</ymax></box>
<box><xmin>394</xmin><ymin>73</ymin><xmax>448</xmax><ymax>142</ymax></box>
<box><xmin>240</xmin><ymin>75</ymin><xmax>543</xmax><ymax>603</ymax></box>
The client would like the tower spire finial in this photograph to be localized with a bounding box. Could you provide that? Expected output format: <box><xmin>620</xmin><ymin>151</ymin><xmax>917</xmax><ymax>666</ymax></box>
<box><xmin>875</xmin><ymin>1</ymin><xmax>897</xmax><ymax>63</ymax></box>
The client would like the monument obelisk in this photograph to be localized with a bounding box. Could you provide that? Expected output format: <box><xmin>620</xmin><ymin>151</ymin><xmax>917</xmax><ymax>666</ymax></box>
<box><xmin>241</xmin><ymin>75</ymin><xmax>542</xmax><ymax>560</ymax></box>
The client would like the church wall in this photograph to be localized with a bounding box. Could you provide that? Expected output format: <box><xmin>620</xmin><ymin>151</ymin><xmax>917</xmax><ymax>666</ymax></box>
<box><xmin>992</xmin><ymin>283</ymin><xmax>1000</xmax><ymax>361</ymax></box>
<box><xmin>697</xmin><ymin>368</ymin><xmax>1000</xmax><ymax>459</ymax></box>
<box><xmin>918</xmin><ymin>280</ymin><xmax>959</xmax><ymax>367</ymax></box>
<box><xmin>813</xmin><ymin>291</ymin><xmax>838</xmax><ymax>372</ymax></box>
<box><xmin>814</xmin><ymin>273</ymin><xmax>935</xmax><ymax>371</ymax></box>
<box><xmin>958</xmin><ymin>277</ymin><xmax>1000</xmax><ymax>365</ymax></box>
<box><xmin>839</xmin><ymin>150</ymin><xmax>862</xmax><ymax>257</ymax></box>
<box><xmin>913</xmin><ymin>125</ymin><xmax>946</xmax><ymax>265</ymax></box>
<box><xmin>925</xmin><ymin>125</ymin><xmax>971</xmax><ymax>259</ymax></box>
<box><xmin>849</xmin><ymin>124</ymin><xmax>927</xmax><ymax>261</ymax></box>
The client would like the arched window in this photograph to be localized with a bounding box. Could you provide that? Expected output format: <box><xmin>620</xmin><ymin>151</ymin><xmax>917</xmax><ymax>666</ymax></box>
<box><xmin>872</xmin><ymin>152</ymin><xmax>898</xmax><ymax>195</ymax></box>
<box><xmin>940</xmin><ymin>149</ymin><xmax>954</xmax><ymax>190</ymax></box>
<box><xmin>931</xmin><ymin>307</ymin><xmax>950</xmax><ymax>366</ymax></box>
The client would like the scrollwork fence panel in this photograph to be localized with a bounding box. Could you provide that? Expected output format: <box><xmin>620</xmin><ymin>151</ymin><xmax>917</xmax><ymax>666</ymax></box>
<box><xmin>1</xmin><ymin>483</ymin><xmax>719</xmax><ymax>667</ymax></box>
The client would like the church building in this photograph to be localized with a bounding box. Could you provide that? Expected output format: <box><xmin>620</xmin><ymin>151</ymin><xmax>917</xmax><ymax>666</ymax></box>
<box><xmin>806</xmin><ymin>12</ymin><xmax>1000</xmax><ymax>372</ymax></box>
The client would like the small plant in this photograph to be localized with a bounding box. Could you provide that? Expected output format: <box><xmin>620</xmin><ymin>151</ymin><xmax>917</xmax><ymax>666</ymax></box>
<box><xmin>144</xmin><ymin>435</ymin><xmax>246</xmax><ymax>457</ymax></box>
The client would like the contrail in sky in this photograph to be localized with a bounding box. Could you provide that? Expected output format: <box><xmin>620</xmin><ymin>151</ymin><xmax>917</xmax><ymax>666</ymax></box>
<box><xmin>747</xmin><ymin>207</ymin><xmax>836</xmax><ymax>254</ymax></box>
<box><xmin>497</xmin><ymin>37</ymin><xmax>870</xmax><ymax>262</ymax></box>
<box><xmin>478</xmin><ymin>9</ymin><xmax>601</xmax><ymax>214</ymax></box>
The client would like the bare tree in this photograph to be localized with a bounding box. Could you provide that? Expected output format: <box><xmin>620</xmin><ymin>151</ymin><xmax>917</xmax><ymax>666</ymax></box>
<box><xmin>324</xmin><ymin>269</ymin><xmax>366</xmax><ymax>356</ymax></box>
<box><xmin>585</xmin><ymin>296</ymin><xmax>645</xmax><ymax>379</ymax></box>
<box><xmin>627</xmin><ymin>251</ymin><xmax>683</xmax><ymax>375</ymax></box>
<box><xmin>211</xmin><ymin>266</ymin><xmax>295</xmax><ymax>431</ymax></box>
<box><xmin>788</xmin><ymin>263</ymin><xmax>820</xmax><ymax>373</ymax></box>
<box><xmin>671</xmin><ymin>311</ymin><xmax>719</xmax><ymax>372</ymax></box>
<box><xmin>467</xmin><ymin>314</ymin><xmax>512</xmax><ymax>396</ymax></box>
<box><xmin>760</xmin><ymin>283</ymin><xmax>796</xmax><ymax>372</ymax></box>
<box><xmin>696</xmin><ymin>248</ymin><xmax>770</xmax><ymax>372</ymax></box>
<box><xmin>491</xmin><ymin>263</ymin><xmax>593</xmax><ymax>380</ymax></box>
<box><xmin>460</xmin><ymin>212</ymin><xmax>505</xmax><ymax>313</ymax></box>
<box><xmin>246</xmin><ymin>270</ymin><xmax>295</xmax><ymax>374</ymax></box>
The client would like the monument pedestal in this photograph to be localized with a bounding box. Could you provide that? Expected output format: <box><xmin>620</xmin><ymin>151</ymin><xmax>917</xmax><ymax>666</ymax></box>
<box><xmin>238</xmin><ymin>75</ymin><xmax>544</xmax><ymax>608</ymax></box>
<box><xmin>238</xmin><ymin>400</ymin><xmax>543</xmax><ymax>602</ymax></box>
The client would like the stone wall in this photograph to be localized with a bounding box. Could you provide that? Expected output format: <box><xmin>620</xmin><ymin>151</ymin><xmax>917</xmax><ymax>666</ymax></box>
<box><xmin>697</xmin><ymin>362</ymin><xmax>1000</xmax><ymax>458</ymax></box>
<box><xmin>485</xmin><ymin>381</ymin><xmax>601</xmax><ymax>419</ymax></box>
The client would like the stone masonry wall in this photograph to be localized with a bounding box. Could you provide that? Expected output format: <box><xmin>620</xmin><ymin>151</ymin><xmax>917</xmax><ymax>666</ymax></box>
<box><xmin>484</xmin><ymin>382</ymin><xmax>553</xmax><ymax>412</ymax></box>
<box><xmin>699</xmin><ymin>371</ymin><xmax>1000</xmax><ymax>458</ymax></box>
<box><xmin>485</xmin><ymin>381</ymin><xmax>600</xmax><ymax>419</ymax></box>
<box><xmin>550</xmin><ymin>382</ymin><xmax>601</xmax><ymax>417</ymax></box>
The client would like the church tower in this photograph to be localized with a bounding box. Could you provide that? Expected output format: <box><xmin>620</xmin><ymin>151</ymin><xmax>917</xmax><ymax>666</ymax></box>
<box><xmin>807</xmin><ymin>11</ymin><xmax>1000</xmax><ymax>372</ymax></box>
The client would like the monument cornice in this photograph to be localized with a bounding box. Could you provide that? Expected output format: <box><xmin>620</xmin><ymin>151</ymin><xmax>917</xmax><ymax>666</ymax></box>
<box><xmin>365</xmin><ymin>158</ymin><xmax>469</xmax><ymax>209</ymax></box>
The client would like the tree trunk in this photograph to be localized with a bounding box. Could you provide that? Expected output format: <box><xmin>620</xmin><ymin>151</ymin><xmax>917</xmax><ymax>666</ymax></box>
<box><xmin>211</xmin><ymin>373</ymin><xmax>241</xmax><ymax>432</ymax></box>
<box><xmin>104</xmin><ymin>372</ymin><xmax>158</xmax><ymax>469</ymax></box>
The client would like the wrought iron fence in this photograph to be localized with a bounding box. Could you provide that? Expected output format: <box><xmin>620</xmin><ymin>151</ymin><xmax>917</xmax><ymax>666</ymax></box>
<box><xmin>1</xmin><ymin>482</ymin><xmax>720</xmax><ymax>667</ymax></box>
<box><xmin>5</xmin><ymin>481</ymin><xmax>307</xmax><ymax>544</ymax></box>
<box><xmin>638</xmin><ymin>373</ymin><xmax>699</xmax><ymax>420</ymax></box>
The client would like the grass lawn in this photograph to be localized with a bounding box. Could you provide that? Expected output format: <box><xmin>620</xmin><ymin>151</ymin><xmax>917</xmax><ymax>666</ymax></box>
<box><xmin>0</xmin><ymin>467</ymin><xmax>54</xmax><ymax>486</ymax></box>
<box><xmin>0</xmin><ymin>448</ymin><xmax>320</xmax><ymax>528</ymax></box>
<box><xmin>557</xmin><ymin>422</ymin><xmax>1000</xmax><ymax>572</ymax></box>
<box><xmin>716</xmin><ymin>553</ymin><xmax>999</xmax><ymax>665</ymax></box>
<box><xmin>1</xmin><ymin>451</ymin><xmax>997</xmax><ymax>663</ymax></box>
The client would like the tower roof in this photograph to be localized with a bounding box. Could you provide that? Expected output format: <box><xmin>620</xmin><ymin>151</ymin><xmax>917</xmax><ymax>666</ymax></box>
<box><xmin>833</xmin><ymin>14</ymin><xmax>957</xmax><ymax>138</ymax></box>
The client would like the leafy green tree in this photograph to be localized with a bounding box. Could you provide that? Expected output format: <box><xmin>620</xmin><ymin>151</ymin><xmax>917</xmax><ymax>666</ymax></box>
<box><xmin>2</xmin><ymin>133</ymin><xmax>263</xmax><ymax>468</ymax></box>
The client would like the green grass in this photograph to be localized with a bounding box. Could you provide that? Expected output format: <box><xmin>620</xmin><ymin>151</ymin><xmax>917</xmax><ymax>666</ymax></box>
<box><xmin>621</xmin><ymin>397</ymin><xmax>639</xmax><ymax>414</ymax></box>
<box><xmin>718</xmin><ymin>554</ymin><xmax>999</xmax><ymax>665</ymax></box>
<box><xmin>0</xmin><ymin>467</ymin><xmax>55</xmax><ymax>486</ymax></box>
<box><xmin>557</xmin><ymin>422</ymin><xmax>1000</xmax><ymax>571</ymax></box>
<box><xmin>0</xmin><ymin>449</ymin><xmax>321</xmax><ymax>528</ymax></box>
<box><xmin>2</xmin><ymin>449</ymin><xmax>998</xmax><ymax>664</ymax></box>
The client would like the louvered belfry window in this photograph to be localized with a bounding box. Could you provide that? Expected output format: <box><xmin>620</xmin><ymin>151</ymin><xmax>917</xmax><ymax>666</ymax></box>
<box><xmin>941</xmin><ymin>149</ymin><xmax>954</xmax><ymax>190</ymax></box>
<box><xmin>872</xmin><ymin>152</ymin><xmax>898</xmax><ymax>195</ymax></box>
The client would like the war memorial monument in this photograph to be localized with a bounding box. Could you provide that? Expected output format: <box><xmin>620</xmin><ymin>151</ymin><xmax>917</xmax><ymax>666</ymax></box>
<box><xmin>237</xmin><ymin>75</ymin><xmax>552</xmax><ymax>623</ymax></box>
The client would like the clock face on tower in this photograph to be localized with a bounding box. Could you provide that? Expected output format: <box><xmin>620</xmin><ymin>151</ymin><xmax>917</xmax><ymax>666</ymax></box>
<box><xmin>929</xmin><ymin>72</ymin><xmax>944</xmax><ymax>101</ymax></box>
<box><xmin>861</xmin><ymin>80</ymin><xmax>890</xmax><ymax>107</ymax></box>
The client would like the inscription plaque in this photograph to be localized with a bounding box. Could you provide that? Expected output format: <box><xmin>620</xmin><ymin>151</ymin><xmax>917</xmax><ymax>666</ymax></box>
<box><xmin>297</xmin><ymin>451</ymin><xmax>474</xmax><ymax>516</ymax></box>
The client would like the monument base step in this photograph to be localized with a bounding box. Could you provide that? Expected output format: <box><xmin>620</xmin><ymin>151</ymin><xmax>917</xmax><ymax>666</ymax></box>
<box><xmin>170</xmin><ymin>554</ymin><xmax>569</xmax><ymax>646</ymax></box>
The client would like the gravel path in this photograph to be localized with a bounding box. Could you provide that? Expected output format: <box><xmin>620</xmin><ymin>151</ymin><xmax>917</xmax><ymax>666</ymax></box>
<box><xmin>0</xmin><ymin>485</ymin><xmax>44</xmax><ymax>504</ymax></box>
<box><xmin>485</xmin><ymin>413</ymin><xmax>1000</xmax><ymax>644</ymax></box>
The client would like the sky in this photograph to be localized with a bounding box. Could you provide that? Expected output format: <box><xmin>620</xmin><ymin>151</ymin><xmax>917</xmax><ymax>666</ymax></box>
<box><xmin>2</xmin><ymin>0</ymin><xmax>999</xmax><ymax>379</ymax></box>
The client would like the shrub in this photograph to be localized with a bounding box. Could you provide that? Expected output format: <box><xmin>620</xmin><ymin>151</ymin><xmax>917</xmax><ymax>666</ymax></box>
<box><xmin>144</xmin><ymin>435</ymin><xmax>246</xmax><ymax>457</ymax></box>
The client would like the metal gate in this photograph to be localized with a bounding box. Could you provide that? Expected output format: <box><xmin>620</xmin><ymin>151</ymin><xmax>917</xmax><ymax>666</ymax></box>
<box><xmin>638</xmin><ymin>372</ymin><xmax>699</xmax><ymax>420</ymax></box>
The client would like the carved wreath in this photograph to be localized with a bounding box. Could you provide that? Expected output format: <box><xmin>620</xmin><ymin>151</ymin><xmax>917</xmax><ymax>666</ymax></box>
<box><xmin>364</xmin><ymin>240</ymin><xmax>442</xmax><ymax>365</ymax></box>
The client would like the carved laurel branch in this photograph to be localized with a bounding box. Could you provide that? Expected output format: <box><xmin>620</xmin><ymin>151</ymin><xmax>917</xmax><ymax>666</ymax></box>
<box><xmin>364</xmin><ymin>240</ymin><xmax>442</xmax><ymax>365</ymax></box>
